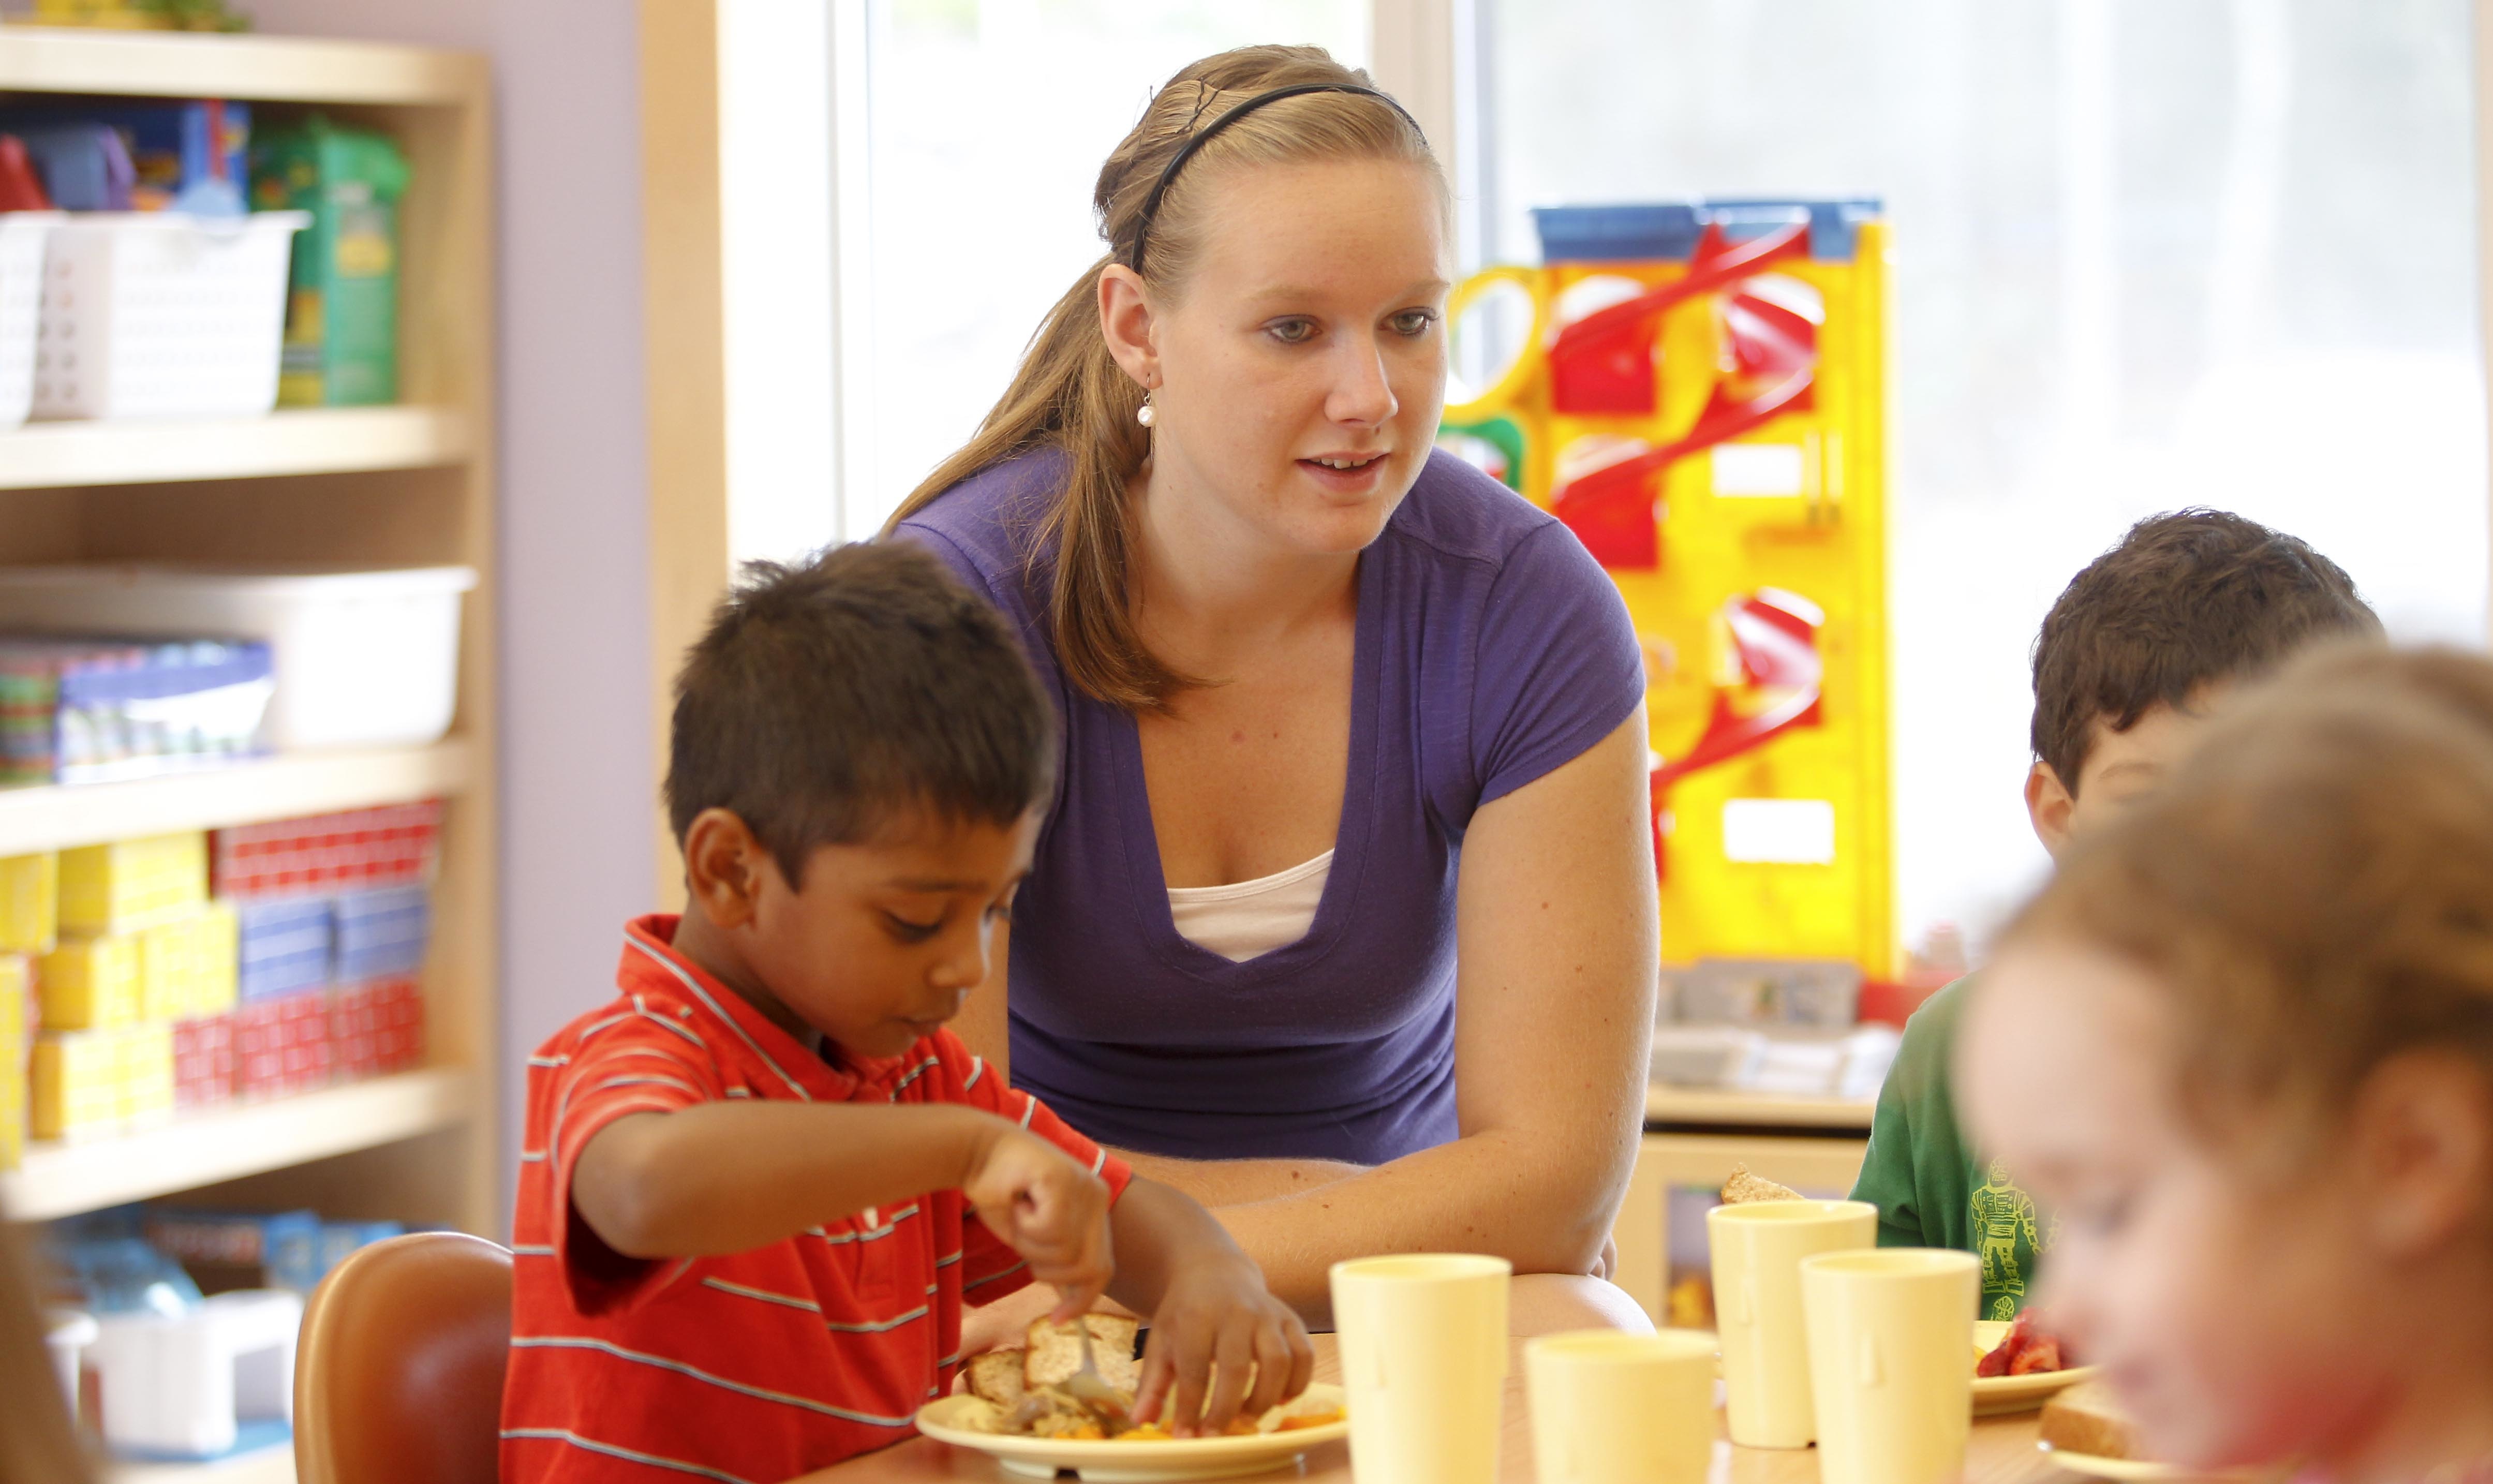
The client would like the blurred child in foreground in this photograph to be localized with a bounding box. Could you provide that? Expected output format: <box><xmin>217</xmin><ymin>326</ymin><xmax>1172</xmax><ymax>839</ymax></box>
<box><xmin>1962</xmin><ymin>644</ymin><xmax>2493</xmax><ymax>1482</ymax></box>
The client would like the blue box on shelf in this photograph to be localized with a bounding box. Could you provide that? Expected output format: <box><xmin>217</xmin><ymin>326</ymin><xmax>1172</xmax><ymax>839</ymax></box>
<box><xmin>332</xmin><ymin>883</ymin><xmax>430</xmax><ymax>982</ymax></box>
<box><xmin>236</xmin><ymin>896</ymin><xmax>334</xmax><ymax>1003</ymax></box>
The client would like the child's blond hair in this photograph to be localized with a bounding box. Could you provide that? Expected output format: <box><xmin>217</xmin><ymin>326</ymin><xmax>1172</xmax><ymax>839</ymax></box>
<box><xmin>2008</xmin><ymin>642</ymin><xmax>2493</xmax><ymax>1175</ymax></box>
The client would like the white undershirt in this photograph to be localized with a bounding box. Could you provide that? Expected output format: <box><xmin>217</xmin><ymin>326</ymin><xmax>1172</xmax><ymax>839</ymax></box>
<box><xmin>1165</xmin><ymin>849</ymin><xmax>1334</xmax><ymax>962</ymax></box>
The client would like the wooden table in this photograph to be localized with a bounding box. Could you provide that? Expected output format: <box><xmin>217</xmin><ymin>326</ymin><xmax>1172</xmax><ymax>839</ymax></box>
<box><xmin>793</xmin><ymin>1335</ymin><xmax>2083</xmax><ymax>1483</ymax></box>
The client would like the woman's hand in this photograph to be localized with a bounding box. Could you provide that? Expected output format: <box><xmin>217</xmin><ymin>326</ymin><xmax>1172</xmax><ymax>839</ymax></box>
<box><xmin>1134</xmin><ymin>1249</ymin><xmax>1314</xmax><ymax>1436</ymax></box>
<box><xmin>962</xmin><ymin>1125</ymin><xmax>1115</xmax><ymax>1318</ymax></box>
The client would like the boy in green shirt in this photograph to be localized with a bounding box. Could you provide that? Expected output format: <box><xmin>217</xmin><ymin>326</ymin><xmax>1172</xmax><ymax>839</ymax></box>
<box><xmin>1849</xmin><ymin>510</ymin><xmax>2379</xmax><ymax>1318</ymax></box>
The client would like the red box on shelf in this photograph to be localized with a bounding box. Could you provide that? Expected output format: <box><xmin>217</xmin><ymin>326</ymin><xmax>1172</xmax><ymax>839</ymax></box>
<box><xmin>173</xmin><ymin>1014</ymin><xmax>234</xmax><ymax>1109</ymax></box>
<box><xmin>212</xmin><ymin>801</ymin><xmax>446</xmax><ymax>901</ymax></box>
<box><xmin>376</xmin><ymin>976</ymin><xmax>423</xmax><ymax>1072</ymax></box>
<box><xmin>233</xmin><ymin>990</ymin><xmax>335</xmax><ymax>1098</ymax></box>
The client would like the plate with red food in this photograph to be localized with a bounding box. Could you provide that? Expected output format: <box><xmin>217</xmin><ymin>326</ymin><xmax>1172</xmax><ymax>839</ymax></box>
<box><xmin>1972</xmin><ymin>1311</ymin><xmax>2100</xmax><ymax>1416</ymax></box>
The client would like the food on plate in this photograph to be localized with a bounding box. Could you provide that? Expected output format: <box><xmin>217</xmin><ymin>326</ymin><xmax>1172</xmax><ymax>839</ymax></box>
<box><xmin>2041</xmin><ymin>1380</ymin><xmax>2139</xmax><ymax>1460</ymax></box>
<box><xmin>954</xmin><ymin>1315</ymin><xmax>1342</xmax><ymax>1442</ymax></box>
<box><xmin>1023</xmin><ymin>1314</ymin><xmax>1142</xmax><ymax>1394</ymax></box>
<box><xmin>1719</xmin><ymin>1164</ymin><xmax>1803</xmax><ymax>1204</ymax></box>
<box><xmin>1977</xmin><ymin>1309</ymin><xmax>2070</xmax><ymax>1377</ymax></box>
<box><xmin>960</xmin><ymin>1316</ymin><xmax>1141</xmax><ymax>1438</ymax></box>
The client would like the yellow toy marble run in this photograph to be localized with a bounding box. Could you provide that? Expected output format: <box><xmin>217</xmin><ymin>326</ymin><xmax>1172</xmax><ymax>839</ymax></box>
<box><xmin>1440</xmin><ymin>200</ymin><xmax>1894</xmax><ymax>980</ymax></box>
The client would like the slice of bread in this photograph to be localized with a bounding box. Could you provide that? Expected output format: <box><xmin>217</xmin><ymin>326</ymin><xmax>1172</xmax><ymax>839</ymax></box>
<box><xmin>1023</xmin><ymin>1315</ymin><xmax>1142</xmax><ymax>1396</ymax></box>
<box><xmin>2041</xmin><ymin>1380</ymin><xmax>2138</xmax><ymax>1460</ymax></box>
<box><xmin>1720</xmin><ymin>1164</ymin><xmax>1804</xmax><ymax>1205</ymax></box>
<box><xmin>964</xmin><ymin>1348</ymin><xmax>1028</xmax><ymax>1408</ymax></box>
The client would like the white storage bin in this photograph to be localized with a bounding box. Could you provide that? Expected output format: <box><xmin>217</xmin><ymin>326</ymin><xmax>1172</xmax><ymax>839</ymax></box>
<box><xmin>47</xmin><ymin>1309</ymin><xmax>98</xmax><ymax>1419</ymax></box>
<box><xmin>87</xmin><ymin>1289</ymin><xmax>299</xmax><ymax>1460</ymax></box>
<box><xmin>31</xmin><ymin>212</ymin><xmax>308</xmax><ymax>422</ymax></box>
<box><xmin>0</xmin><ymin>564</ymin><xmax>476</xmax><ymax>750</ymax></box>
<box><xmin>0</xmin><ymin>213</ymin><xmax>61</xmax><ymax>429</ymax></box>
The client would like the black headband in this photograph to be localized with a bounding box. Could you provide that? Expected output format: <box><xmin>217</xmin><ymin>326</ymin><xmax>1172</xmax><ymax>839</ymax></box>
<box><xmin>1124</xmin><ymin>82</ymin><xmax>1426</xmax><ymax>275</ymax></box>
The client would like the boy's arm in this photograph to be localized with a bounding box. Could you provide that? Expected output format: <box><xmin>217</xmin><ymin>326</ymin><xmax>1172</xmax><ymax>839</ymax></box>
<box><xmin>575</xmin><ymin>1101</ymin><xmax>1077</xmax><ymax>1265</ymax></box>
<box><xmin>1849</xmin><ymin>1077</ymin><xmax>1930</xmax><ymax>1246</ymax></box>
<box><xmin>1104</xmin><ymin>1176</ymin><xmax>1315</xmax><ymax>1437</ymax></box>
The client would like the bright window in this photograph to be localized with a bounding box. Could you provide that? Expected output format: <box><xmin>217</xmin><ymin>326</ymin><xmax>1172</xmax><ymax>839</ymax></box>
<box><xmin>1479</xmin><ymin>0</ymin><xmax>2486</xmax><ymax>952</ymax></box>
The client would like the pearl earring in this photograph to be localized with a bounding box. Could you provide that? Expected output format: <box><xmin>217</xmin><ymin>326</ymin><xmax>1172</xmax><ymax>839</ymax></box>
<box><xmin>1137</xmin><ymin>395</ymin><xmax>1155</xmax><ymax>428</ymax></box>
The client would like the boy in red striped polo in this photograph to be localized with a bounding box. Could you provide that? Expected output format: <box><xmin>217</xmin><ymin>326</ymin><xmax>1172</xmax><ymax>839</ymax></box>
<box><xmin>501</xmin><ymin>544</ymin><xmax>1312</xmax><ymax>1484</ymax></box>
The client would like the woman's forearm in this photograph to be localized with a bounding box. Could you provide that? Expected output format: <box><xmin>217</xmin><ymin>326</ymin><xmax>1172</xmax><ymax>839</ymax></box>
<box><xmin>1189</xmin><ymin>1126</ymin><xmax>1616</xmax><ymax>1325</ymax></box>
<box><xmin>1110</xmin><ymin>1150</ymin><xmax>1366</xmax><ymax>1207</ymax></box>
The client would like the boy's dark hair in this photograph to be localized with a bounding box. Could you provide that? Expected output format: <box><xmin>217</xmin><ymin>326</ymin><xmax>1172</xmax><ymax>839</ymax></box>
<box><xmin>2031</xmin><ymin>509</ymin><xmax>2380</xmax><ymax>793</ymax></box>
<box><xmin>664</xmin><ymin>541</ymin><xmax>1056</xmax><ymax>884</ymax></box>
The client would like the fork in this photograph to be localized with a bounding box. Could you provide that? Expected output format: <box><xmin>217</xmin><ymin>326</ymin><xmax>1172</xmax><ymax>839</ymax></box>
<box><xmin>1061</xmin><ymin>1320</ymin><xmax>1132</xmax><ymax>1431</ymax></box>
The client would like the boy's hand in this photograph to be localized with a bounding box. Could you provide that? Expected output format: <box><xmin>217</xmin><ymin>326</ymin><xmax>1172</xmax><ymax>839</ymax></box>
<box><xmin>1133</xmin><ymin>1250</ymin><xmax>1313</xmax><ymax>1438</ymax></box>
<box><xmin>961</xmin><ymin>1125</ymin><xmax>1113</xmax><ymax>1318</ymax></box>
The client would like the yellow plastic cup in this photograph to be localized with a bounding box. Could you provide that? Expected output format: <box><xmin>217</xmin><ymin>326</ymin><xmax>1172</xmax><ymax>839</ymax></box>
<box><xmin>1525</xmin><ymin>1328</ymin><xmax>1716</xmax><ymax>1484</ymax></box>
<box><xmin>1329</xmin><ymin>1254</ymin><xmax>1511</xmax><ymax>1484</ymax></box>
<box><xmin>1705</xmin><ymin>1198</ymin><xmax>1878</xmax><ymax>1447</ymax></box>
<box><xmin>1801</xmin><ymin>1249</ymin><xmax>1981</xmax><ymax>1484</ymax></box>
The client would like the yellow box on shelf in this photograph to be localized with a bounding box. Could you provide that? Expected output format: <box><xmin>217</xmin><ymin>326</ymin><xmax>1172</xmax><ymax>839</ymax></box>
<box><xmin>30</xmin><ymin>1022</ymin><xmax>174</xmax><ymax>1141</ymax></box>
<box><xmin>39</xmin><ymin>932</ymin><xmax>141</xmax><ymax>1030</ymax></box>
<box><xmin>0</xmin><ymin>955</ymin><xmax>27</xmax><ymax>1169</ymax></box>
<box><xmin>139</xmin><ymin>901</ymin><xmax>240</xmax><ymax>1021</ymax></box>
<box><xmin>0</xmin><ymin>852</ymin><xmax>57</xmax><ymax>954</ymax></box>
<box><xmin>122</xmin><ymin>1022</ymin><xmax>173</xmax><ymax>1127</ymax></box>
<box><xmin>60</xmin><ymin>833</ymin><xmax>208</xmax><ymax>935</ymax></box>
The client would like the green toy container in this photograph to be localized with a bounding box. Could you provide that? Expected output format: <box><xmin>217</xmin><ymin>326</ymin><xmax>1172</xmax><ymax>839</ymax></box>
<box><xmin>251</xmin><ymin>116</ymin><xmax>408</xmax><ymax>407</ymax></box>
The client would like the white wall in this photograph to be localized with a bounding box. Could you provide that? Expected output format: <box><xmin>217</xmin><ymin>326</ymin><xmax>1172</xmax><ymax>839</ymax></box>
<box><xmin>243</xmin><ymin>0</ymin><xmax>657</xmax><ymax>1234</ymax></box>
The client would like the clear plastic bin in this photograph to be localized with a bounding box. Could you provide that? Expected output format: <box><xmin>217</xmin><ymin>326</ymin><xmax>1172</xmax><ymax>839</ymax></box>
<box><xmin>0</xmin><ymin>213</ymin><xmax>60</xmax><ymax>428</ymax></box>
<box><xmin>30</xmin><ymin>212</ymin><xmax>308</xmax><ymax>421</ymax></box>
<box><xmin>0</xmin><ymin>565</ymin><xmax>475</xmax><ymax>750</ymax></box>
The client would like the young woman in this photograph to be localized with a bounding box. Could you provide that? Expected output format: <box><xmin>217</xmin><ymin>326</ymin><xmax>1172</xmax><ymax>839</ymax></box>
<box><xmin>892</xmin><ymin>45</ymin><xmax>1655</xmax><ymax>1330</ymax></box>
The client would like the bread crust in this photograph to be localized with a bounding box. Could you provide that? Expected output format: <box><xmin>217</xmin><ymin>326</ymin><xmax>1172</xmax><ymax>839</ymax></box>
<box><xmin>2041</xmin><ymin>1380</ymin><xmax>2138</xmax><ymax>1460</ymax></box>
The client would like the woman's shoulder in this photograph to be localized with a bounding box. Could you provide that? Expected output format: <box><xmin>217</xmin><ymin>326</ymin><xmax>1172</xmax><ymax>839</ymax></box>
<box><xmin>891</xmin><ymin>447</ymin><xmax>1067</xmax><ymax>616</ymax></box>
<box><xmin>1382</xmin><ymin>449</ymin><xmax>1611</xmax><ymax>597</ymax></box>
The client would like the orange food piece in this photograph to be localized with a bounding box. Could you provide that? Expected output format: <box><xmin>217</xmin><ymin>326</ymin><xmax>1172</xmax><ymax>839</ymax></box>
<box><xmin>1278</xmin><ymin>1407</ymin><xmax>1346</xmax><ymax>1431</ymax></box>
<box><xmin>1119</xmin><ymin>1424</ymin><xmax>1173</xmax><ymax>1442</ymax></box>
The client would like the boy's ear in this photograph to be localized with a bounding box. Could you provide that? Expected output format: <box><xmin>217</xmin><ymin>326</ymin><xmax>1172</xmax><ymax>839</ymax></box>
<box><xmin>2025</xmin><ymin>761</ymin><xmax>2076</xmax><ymax>859</ymax></box>
<box><xmin>2352</xmin><ymin>1051</ymin><xmax>2493</xmax><ymax>1259</ymax></box>
<box><xmin>682</xmin><ymin>808</ymin><xmax>768</xmax><ymax>930</ymax></box>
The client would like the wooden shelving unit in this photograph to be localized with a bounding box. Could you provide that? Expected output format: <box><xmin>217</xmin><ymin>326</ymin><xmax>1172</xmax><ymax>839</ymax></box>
<box><xmin>0</xmin><ymin>32</ymin><xmax>500</xmax><ymax>1484</ymax></box>
<box><xmin>3</xmin><ymin>1069</ymin><xmax>478</xmax><ymax>1222</ymax></box>
<box><xmin>114</xmin><ymin>1444</ymin><xmax>294</xmax><ymax>1484</ymax></box>
<box><xmin>0</xmin><ymin>406</ymin><xmax>473</xmax><ymax>491</ymax></box>
<box><xmin>0</xmin><ymin>741</ymin><xmax>472</xmax><ymax>856</ymax></box>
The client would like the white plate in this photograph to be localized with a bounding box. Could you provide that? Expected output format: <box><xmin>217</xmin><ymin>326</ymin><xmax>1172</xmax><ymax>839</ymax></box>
<box><xmin>1972</xmin><ymin>1320</ymin><xmax>2102</xmax><ymax>1416</ymax></box>
<box><xmin>2037</xmin><ymin>1443</ymin><xmax>2274</xmax><ymax>1482</ymax></box>
<box><xmin>913</xmin><ymin>1383</ymin><xmax>1349</xmax><ymax>1482</ymax></box>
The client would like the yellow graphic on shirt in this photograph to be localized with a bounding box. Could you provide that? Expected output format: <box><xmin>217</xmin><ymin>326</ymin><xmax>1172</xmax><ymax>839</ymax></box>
<box><xmin>1969</xmin><ymin>1160</ymin><xmax>2040</xmax><ymax>1321</ymax></box>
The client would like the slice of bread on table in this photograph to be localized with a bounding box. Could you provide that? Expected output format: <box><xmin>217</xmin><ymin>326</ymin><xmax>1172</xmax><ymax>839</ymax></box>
<box><xmin>2042</xmin><ymin>1380</ymin><xmax>2139</xmax><ymax>1460</ymax></box>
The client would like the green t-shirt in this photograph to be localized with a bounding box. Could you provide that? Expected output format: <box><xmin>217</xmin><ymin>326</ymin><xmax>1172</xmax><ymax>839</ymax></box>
<box><xmin>1848</xmin><ymin>976</ymin><xmax>2050</xmax><ymax>1319</ymax></box>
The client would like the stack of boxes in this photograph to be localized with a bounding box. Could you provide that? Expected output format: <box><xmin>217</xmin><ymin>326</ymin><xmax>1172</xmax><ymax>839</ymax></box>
<box><xmin>0</xmin><ymin>798</ymin><xmax>441</xmax><ymax>1165</ymax></box>
<box><xmin>29</xmin><ymin>835</ymin><xmax>236</xmax><ymax>1145</ymax></box>
<box><xmin>214</xmin><ymin>802</ymin><xmax>437</xmax><ymax>1097</ymax></box>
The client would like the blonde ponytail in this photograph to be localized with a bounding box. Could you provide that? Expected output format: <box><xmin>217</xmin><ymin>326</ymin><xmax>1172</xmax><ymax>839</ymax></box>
<box><xmin>883</xmin><ymin>44</ymin><xmax>1441</xmax><ymax>714</ymax></box>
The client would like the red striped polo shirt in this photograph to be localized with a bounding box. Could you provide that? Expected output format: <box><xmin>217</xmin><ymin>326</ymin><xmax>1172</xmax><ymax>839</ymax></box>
<box><xmin>499</xmin><ymin>914</ymin><xmax>1132</xmax><ymax>1484</ymax></box>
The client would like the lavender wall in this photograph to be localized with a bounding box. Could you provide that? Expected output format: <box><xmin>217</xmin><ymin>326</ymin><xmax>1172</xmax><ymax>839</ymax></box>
<box><xmin>244</xmin><ymin>0</ymin><xmax>656</xmax><ymax>1233</ymax></box>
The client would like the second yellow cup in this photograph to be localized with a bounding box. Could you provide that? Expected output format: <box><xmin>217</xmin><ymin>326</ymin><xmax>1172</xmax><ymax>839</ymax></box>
<box><xmin>1525</xmin><ymin>1328</ymin><xmax>1716</xmax><ymax>1484</ymax></box>
<box><xmin>1802</xmin><ymin>1248</ymin><xmax>1981</xmax><ymax>1484</ymax></box>
<box><xmin>1329</xmin><ymin>1253</ymin><xmax>1511</xmax><ymax>1484</ymax></box>
<box><xmin>1706</xmin><ymin>1197</ymin><xmax>1878</xmax><ymax>1447</ymax></box>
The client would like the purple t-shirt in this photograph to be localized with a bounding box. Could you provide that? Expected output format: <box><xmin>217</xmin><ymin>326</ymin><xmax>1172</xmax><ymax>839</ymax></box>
<box><xmin>898</xmin><ymin>448</ymin><xmax>1642</xmax><ymax>1165</ymax></box>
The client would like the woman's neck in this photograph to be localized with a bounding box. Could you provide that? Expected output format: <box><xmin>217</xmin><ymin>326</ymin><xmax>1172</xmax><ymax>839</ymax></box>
<box><xmin>1130</xmin><ymin>458</ymin><xmax>1359</xmax><ymax>671</ymax></box>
